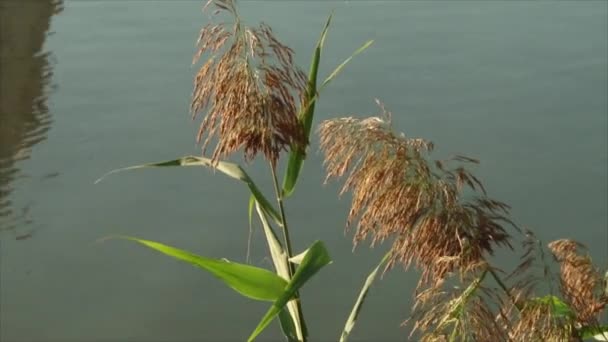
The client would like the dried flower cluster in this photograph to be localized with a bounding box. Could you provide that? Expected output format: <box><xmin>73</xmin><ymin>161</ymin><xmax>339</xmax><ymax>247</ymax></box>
<box><xmin>508</xmin><ymin>296</ymin><xmax>575</xmax><ymax>341</ymax></box>
<box><xmin>491</xmin><ymin>234</ymin><xmax>607</xmax><ymax>341</ymax></box>
<box><xmin>548</xmin><ymin>239</ymin><xmax>607</xmax><ymax>325</ymax></box>
<box><xmin>319</xmin><ymin>101</ymin><xmax>606</xmax><ymax>341</ymax></box>
<box><xmin>408</xmin><ymin>268</ymin><xmax>505</xmax><ymax>342</ymax></box>
<box><xmin>319</xmin><ymin>100</ymin><xmax>514</xmax><ymax>286</ymax></box>
<box><xmin>191</xmin><ymin>0</ymin><xmax>308</xmax><ymax>165</ymax></box>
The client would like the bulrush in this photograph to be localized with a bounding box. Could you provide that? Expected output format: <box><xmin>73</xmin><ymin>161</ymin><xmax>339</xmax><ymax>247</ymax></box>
<box><xmin>191</xmin><ymin>0</ymin><xmax>308</xmax><ymax>166</ymax></box>
<box><xmin>319</xmin><ymin>100</ymin><xmax>514</xmax><ymax>286</ymax></box>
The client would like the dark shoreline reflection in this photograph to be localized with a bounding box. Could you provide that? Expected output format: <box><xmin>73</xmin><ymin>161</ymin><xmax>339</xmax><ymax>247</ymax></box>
<box><xmin>0</xmin><ymin>0</ymin><xmax>62</xmax><ymax>235</ymax></box>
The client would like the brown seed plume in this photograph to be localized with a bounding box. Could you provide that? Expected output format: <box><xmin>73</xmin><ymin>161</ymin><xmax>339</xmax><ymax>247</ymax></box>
<box><xmin>508</xmin><ymin>296</ymin><xmax>575</xmax><ymax>341</ymax></box>
<box><xmin>319</xmin><ymin>100</ymin><xmax>514</xmax><ymax>286</ymax></box>
<box><xmin>191</xmin><ymin>0</ymin><xmax>307</xmax><ymax>165</ymax></box>
<box><xmin>548</xmin><ymin>239</ymin><xmax>607</xmax><ymax>325</ymax></box>
<box><xmin>408</xmin><ymin>267</ymin><xmax>507</xmax><ymax>342</ymax></box>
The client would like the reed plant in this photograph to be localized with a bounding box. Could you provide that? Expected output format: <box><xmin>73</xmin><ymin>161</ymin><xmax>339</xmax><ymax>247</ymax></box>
<box><xmin>97</xmin><ymin>1</ymin><xmax>608</xmax><ymax>340</ymax></box>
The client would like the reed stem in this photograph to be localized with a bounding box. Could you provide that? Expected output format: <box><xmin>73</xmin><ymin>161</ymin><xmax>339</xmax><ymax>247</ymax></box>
<box><xmin>269</xmin><ymin>162</ymin><xmax>307</xmax><ymax>341</ymax></box>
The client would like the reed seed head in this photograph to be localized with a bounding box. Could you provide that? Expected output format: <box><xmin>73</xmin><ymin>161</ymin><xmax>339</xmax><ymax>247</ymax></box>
<box><xmin>548</xmin><ymin>239</ymin><xmax>607</xmax><ymax>325</ymax></box>
<box><xmin>508</xmin><ymin>296</ymin><xmax>575</xmax><ymax>341</ymax></box>
<box><xmin>408</xmin><ymin>268</ymin><xmax>505</xmax><ymax>342</ymax></box>
<box><xmin>319</xmin><ymin>100</ymin><xmax>514</xmax><ymax>286</ymax></box>
<box><xmin>191</xmin><ymin>0</ymin><xmax>308</xmax><ymax>165</ymax></box>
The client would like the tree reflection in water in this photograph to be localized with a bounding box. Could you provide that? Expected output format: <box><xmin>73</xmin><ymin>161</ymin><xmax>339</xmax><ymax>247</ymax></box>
<box><xmin>0</xmin><ymin>0</ymin><xmax>63</xmax><ymax>237</ymax></box>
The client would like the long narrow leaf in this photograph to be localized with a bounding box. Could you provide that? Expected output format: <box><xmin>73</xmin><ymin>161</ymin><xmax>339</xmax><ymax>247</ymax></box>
<box><xmin>281</xmin><ymin>13</ymin><xmax>332</xmax><ymax>198</ymax></box>
<box><xmin>110</xmin><ymin>236</ymin><xmax>287</xmax><ymax>301</ymax></box>
<box><xmin>278</xmin><ymin>308</ymin><xmax>299</xmax><ymax>342</ymax></box>
<box><xmin>340</xmin><ymin>252</ymin><xmax>390</xmax><ymax>342</ymax></box>
<box><xmin>248</xmin><ymin>241</ymin><xmax>332</xmax><ymax>341</ymax></box>
<box><xmin>301</xmin><ymin>13</ymin><xmax>332</xmax><ymax>138</ymax></box>
<box><xmin>95</xmin><ymin>156</ymin><xmax>281</xmax><ymax>224</ymax></box>
<box><xmin>282</xmin><ymin>19</ymin><xmax>374</xmax><ymax>198</ymax></box>
<box><xmin>255</xmin><ymin>203</ymin><xmax>306</xmax><ymax>340</ymax></box>
<box><xmin>321</xmin><ymin>39</ymin><xmax>374</xmax><ymax>88</ymax></box>
<box><xmin>246</xmin><ymin>194</ymin><xmax>256</xmax><ymax>263</ymax></box>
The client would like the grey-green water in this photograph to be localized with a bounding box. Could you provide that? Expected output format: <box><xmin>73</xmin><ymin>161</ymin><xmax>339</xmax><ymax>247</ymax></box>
<box><xmin>1</xmin><ymin>1</ymin><xmax>606</xmax><ymax>341</ymax></box>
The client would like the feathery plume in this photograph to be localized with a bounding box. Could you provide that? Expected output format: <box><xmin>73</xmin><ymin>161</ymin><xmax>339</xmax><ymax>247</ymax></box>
<box><xmin>191</xmin><ymin>0</ymin><xmax>307</xmax><ymax>165</ymax></box>
<box><xmin>408</xmin><ymin>267</ymin><xmax>507</xmax><ymax>342</ymax></box>
<box><xmin>548</xmin><ymin>239</ymin><xmax>607</xmax><ymax>325</ymax></box>
<box><xmin>319</xmin><ymin>100</ymin><xmax>514</xmax><ymax>286</ymax></box>
<box><xmin>508</xmin><ymin>295</ymin><xmax>575</xmax><ymax>341</ymax></box>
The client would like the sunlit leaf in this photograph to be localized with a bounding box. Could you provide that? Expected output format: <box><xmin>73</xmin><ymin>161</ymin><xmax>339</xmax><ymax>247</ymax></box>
<box><xmin>288</xmin><ymin>248</ymin><xmax>309</xmax><ymax>265</ymax></box>
<box><xmin>248</xmin><ymin>241</ymin><xmax>332</xmax><ymax>341</ymax></box>
<box><xmin>107</xmin><ymin>236</ymin><xmax>287</xmax><ymax>301</ymax></box>
<box><xmin>246</xmin><ymin>194</ymin><xmax>256</xmax><ymax>263</ymax></box>
<box><xmin>95</xmin><ymin>156</ymin><xmax>281</xmax><ymax>224</ymax></box>
<box><xmin>282</xmin><ymin>23</ymin><xmax>373</xmax><ymax>198</ymax></box>
<box><xmin>340</xmin><ymin>252</ymin><xmax>390</xmax><ymax>342</ymax></box>
<box><xmin>282</xmin><ymin>13</ymin><xmax>332</xmax><ymax>198</ymax></box>
<box><xmin>255</xmin><ymin>203</ymin><xmax>307</xmax><ymax>340</ymax></box>
<box><xmin>321</xmin><ymin>39</ymin><xmax>374</xmax><ymax>88</ymax></box>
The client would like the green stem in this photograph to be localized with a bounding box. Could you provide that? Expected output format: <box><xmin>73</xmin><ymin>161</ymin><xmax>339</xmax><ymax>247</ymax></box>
<box><xmin>270</xmin><ymin>164</ymin><xmax>296</xmax><ymax>274</ymax></box>
<box><xmin>269</xmin><ymin>162</ymin><xmax>307</xmax><ymax>341</ymax></box>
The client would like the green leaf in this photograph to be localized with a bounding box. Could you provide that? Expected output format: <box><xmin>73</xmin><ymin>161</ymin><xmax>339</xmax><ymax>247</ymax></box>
<box><xmin>248</xmin><ymin>194</ymin><xmax>255</xmax><ymax>233</ymax></box>
<box><xmin>282</xmin><ymin>18</ymin><xmax>374</xmax><ymax>198</ymax></box>
<box><xmin>579</xmin><ymin>325</ymin><xmax>608</xmax><ymax>341</ymax></box>
<box><xmin>281</xmin><ymin>13</ymin><xmax>332</xmax><ymax>198</ymax></box>
<box><xmin>246</xmin><ymin>194</ymin><xmax>256</xmax><ymax>263</ymax></box>
<box><xmin>255</xmin><ymin>202</ymin><xmax>307</xmax><ymax>340</ymax></box>
<box><xmin>248</xmin><ymin>241</ymin><xmax>332</xmax><ymax>341</ymax></box>
<box><xmin>278</xmin><ymin>308</ymin><xmax>299</xmax><ymax>342</ymax></box>
<box><xmin>95</xmin><ymin>156</ymin><xmax>281</xmax><ymax>225</ymax></box>
<box><xmin>321</xmin><ymin>39</ymin><xmax>374</xmax><ymax>89</ymax></box>
<box><xmin>340</xmin><ymin>252</ymin><xmax>390</xmax><ymax>342</ymax></box>
<box><xmin>108</xmin><ymin>236</ymin><xmax>288</xmax><ymax>301</ymax></box>
<box><xmin>531</xmin><ymin>295</ymin><xmax>575</xmax><ymax>319</ymax></box>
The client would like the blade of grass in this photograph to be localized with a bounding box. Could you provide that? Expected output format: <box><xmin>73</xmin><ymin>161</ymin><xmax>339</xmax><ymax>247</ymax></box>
<box><xmin>95</xmin><ymin>156</ymin><xmax>281</xmax><ymax>225</ymax></box>
<box><xmin>282</xmin><ymin>16</ymin><xmax>374</xmax><ymax>198</ymax></box>
<box><xmin>105</xmin><ymin>236</ymin><xmax>287</xmax><ymax>302</ymax></box>
<box><xmin>339</xmin><ymin>252</ymin><xmax>390</xmax><ymax>342</ymax></box>
<box><xmin>248</xmin><ymin>240</ymin><xmax>332</xmax><ymax>341</ymax></box>
<box><xmin>281</xmin><ymin>13</ymin><xmax>332</xmax><ymax>198</ymax></box>
<box><xmin>320</xmin><ymin>39</ymin><xmax>374</xmax><ymax>89</ymax></box>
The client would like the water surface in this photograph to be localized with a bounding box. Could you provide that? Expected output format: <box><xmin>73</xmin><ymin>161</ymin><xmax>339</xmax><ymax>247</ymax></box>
<box><xmin>0</xmin><ymin>1</ymin><xmax>606</xmax><ymax>341</ymax></box>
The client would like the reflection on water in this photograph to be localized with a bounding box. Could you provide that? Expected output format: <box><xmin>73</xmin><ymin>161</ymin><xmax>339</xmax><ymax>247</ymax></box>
<box><xmin>0</xmin><ymin>0</ymin><xmax>62</xmax><ymax>235</ymax></box>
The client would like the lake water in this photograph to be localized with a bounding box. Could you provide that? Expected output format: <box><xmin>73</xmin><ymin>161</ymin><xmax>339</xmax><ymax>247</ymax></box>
<box><xmin>1</xmin><ymin>1</ymin><xmax>606</xmax><ymax>341</ymax></box>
